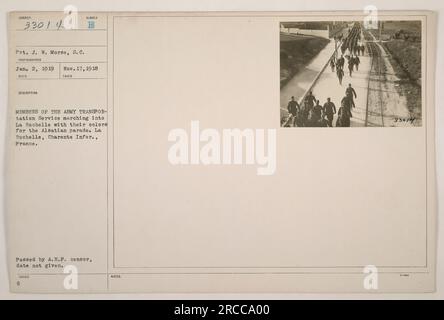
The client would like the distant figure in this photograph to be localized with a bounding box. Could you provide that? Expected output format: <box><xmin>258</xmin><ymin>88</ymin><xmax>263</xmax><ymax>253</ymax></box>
<box><xmin>330</xmin><ymin>58</ymin><xmax>335</xmax><ymax>72</ymax></box>
<box><xmin>354</xmin><ymin>55</ymin><xmax>360</xmax><ymax>71</ymax></box>
<box><xmin>348</xmin><ymin>59</ymin><xmax>354</xmax><ymax>76</ymax></box>
<box><xmin>323</xmin><ymin>97</ymin><xmax>337</xmax><ymax>127</ymax></box>
<box><xmin>335</xmin><ymin>59</ymin><xmax>341</xmax><ymax>71</ymax></box>
<box><xmin>337</xmin><ymin>55</ymin><xmax>345</xmax><ymax>70</ymax></box>
<box><xmin>345</xmin><ymin>83</ymin><xmax>357</xmax><ymax>109</ymax></box>
<box><xmin>353</xmin><ymin>45</ymin><xmax>358</xmax><ymax>56</ymax></box>
<box><xmin>336</xmin><ymin>67</ymin><xmax>344</xmax><ymax>85</ymax></box>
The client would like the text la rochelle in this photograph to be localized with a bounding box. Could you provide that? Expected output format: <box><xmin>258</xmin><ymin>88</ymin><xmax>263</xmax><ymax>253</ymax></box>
<box><xmin>168</xmin><ymin>121</ymin><xmax>276</xmax><ymax>175</ymax></box>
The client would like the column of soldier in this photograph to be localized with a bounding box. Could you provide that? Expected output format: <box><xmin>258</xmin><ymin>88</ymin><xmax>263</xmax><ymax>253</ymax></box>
<box><xmin>285</xmin><ymin>22</ymin><xmax>364</xmax><ymax>127</ymax></box>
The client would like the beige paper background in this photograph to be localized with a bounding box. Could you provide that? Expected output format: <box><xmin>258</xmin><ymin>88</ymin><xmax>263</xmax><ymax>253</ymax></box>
<box><xmin>4</xmin><ymin>10</ymin><xmax>437</xmax><ymax>294</ymax></box>
<box><xmin>113</xmin><ymin>16</ymin><xmax>427</xmax><ymax>269</ymax></box>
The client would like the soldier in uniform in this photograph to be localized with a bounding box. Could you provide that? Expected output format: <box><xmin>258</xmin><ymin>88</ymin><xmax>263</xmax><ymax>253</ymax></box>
<box><xmin>330</xmin><ymin>57</ymin><xmax>335</xmax><ymax>72</ymax></box>
<box><xmin>310</xmin><ymin>100</ymin><xmax>323</xmax><ymax>127</ymax></box>
<box><xmin>287</xmin><ymin>96</ymin><xmax>300</xmax><ymax>116</ymax></box>
<box><xmin>354</xmin><ymin>55</ymin><xmax>361</xmax><ymax>71</ymax></box>
<box><xmin>336</xmin><ymin>66</ymin><xmax>344</xmax><ymax>85</ymax></box>
<box><xmin>300</xmin><ymin>92</ymin><xmax>316</xmax><ymax>126</ymax></box>
<box><xmin>335</xmin><ymin>58</ymin><xmax>341</xmax><ymax>71</ymax></box>
<box><xmin>345</xmin><ymin>83</ymin><xmax>357</xmax><ymax>109</ymax></box>
<box><xmin>348</xmin><ymin>58</ymin><xmax>354</xmax><ymax>76</ymax></box>
<box><xmin>304</xmin><ymin>91</ymin><xmax>317</xmax><ymax>110</ymax></box>
<box><xmin>323</xmin><ymin>97</ymin><xmax>337</xmax><ymax>127</ymax></box>
<box><xmin>336</xmin><ymin>103</ymin><xmax>353</xmax><ymax>127</ymax></box>
<box><xmin>287</xmin><ymin>96</ymin><xmax>300</xmax><ymax>126</ymax></box>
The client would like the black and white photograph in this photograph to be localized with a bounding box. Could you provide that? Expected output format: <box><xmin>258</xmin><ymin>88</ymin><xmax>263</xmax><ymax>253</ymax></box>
<box><xmin>280</xmin><ymin>20</ymin><xmax>422</xmax><ymax>127</ymax></box>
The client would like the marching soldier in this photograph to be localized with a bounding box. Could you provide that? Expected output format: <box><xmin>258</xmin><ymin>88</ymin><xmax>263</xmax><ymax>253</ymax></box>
<box><xmin>287</xmin><ymin>96</ymin><xmax>300</xmax><ymax>116</ymax></box>
<box><xmin>354</xmin><ymin>55</ymin><xmax>360</xmax><ymax>71</ymax></box>
<box><xmin>338</xmin><ymin>55</ymin><xmax>345</xmax><ymax>70</ymax></box>
<box><xmin>348</xmin><ymin>58</ymin><xmax>354</xmax><ymax>76</ymax></box>
<box><xmin>336</xmin><ymin>103</ymin><xmax>353</xmax><ymax>127</ymax></box>
<box><xmin>345</xmin><ymin>83</ymin><xmax>357</xmax><ymax>109</ymax></box>
<box><xmin>336</xmin><ymin>67</ymin><xmax>344</xmax><ymax>85</ymax></box>
<box><xmin>310</xmin><ymin>100</ymin><xmax>323</xmax><ymax>127</ymax></box>
<box><xmin>323</xmin><ymin>97</ymin><xmax>337</xmax><ymax>127</ymax></box>
<box><xmin>330</xmin><ymin>58</ymin><xmax>335</xmax><ymax>72</ymax></box>
<box><xmin>304</xmin><ymin>91</ymin><xmax>317</xmax><ymax>110</ymax></box>
<box><xmin>287</xmin><ymin>96</ymin><xmax>300</xmax><ymax>126</ymax></box>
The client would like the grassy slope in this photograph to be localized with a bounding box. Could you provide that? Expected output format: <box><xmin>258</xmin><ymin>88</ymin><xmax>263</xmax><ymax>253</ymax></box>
<box><xmin>280</xmin><ymin>35</ymin><xmax>329</xmax><ymax>88</ymax></box>
<box><xmin>384</xmin><ymin>41</ymin><xmax>422</xmax><ymax>122</ymax></box>
<box><xmin>384</xmin><ymin>40</ymin><xmax>421</xmax><ymax>82</ymax></box>
<box><xmin>369</xmin><ymin>22</ymin><xmax>422</xmax><ymax>121</ymax></box>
